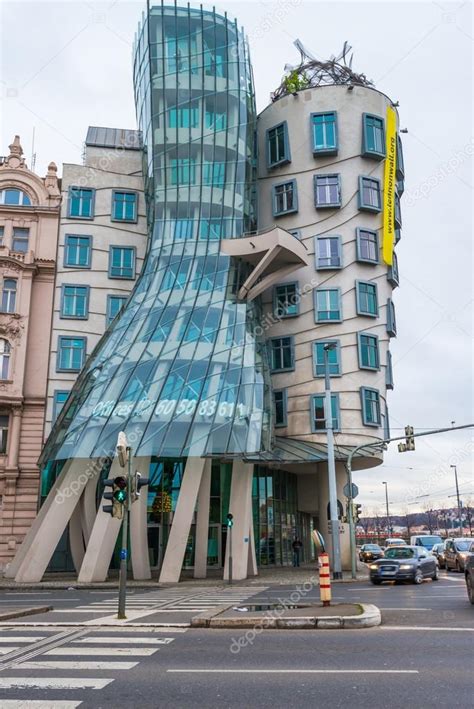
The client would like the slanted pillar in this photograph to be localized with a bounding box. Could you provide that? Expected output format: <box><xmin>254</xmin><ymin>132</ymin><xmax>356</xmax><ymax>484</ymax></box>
<box><xmin>224</xmin><ymin>461</ymin><xmax>255</xmax><ymax>581</ymax></box>
<box><xmin>193</xmin><ymin>459</ymin><xmax>212</xmax><ymax>579</ymax></box>
<box><xmin>130</xmin><ymin>456</ymin><xmax>152</xmax><ymax>580</ymax></box>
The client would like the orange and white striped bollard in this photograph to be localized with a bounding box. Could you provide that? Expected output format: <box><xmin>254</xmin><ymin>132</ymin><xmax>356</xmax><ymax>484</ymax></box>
<box><xmin>318</xmin><ymin>551</ymin><xmax>332</xmax><ymax>606</ymax></box>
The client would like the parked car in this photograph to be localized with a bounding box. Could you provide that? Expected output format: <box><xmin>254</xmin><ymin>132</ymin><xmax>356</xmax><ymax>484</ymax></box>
<box><xmin>431</xmin><ymin>542</ymin><xmax>446</xmax><ymax>566</ymax></box>
<box><xmin>465</xmin><ymin>542</ymin><xmax>474</xmax><ymax>604</ymax></box>
<box><xmin>359</xmin><ymin>544</ymin><xmax>384</xmax><ymax>563</ymax></box>
<box><xmin>444</xmin><ymin>538</ymin><xmax>474</xmax><ymax>572</ymax></box>
<box><xmin>410</xmin><ymin>534</ymin><xmax>443</xmax><ymax>551</ymax></box>
<box><xmin>369</xmin><ymin>545</ymin><xmax>438</xmax><ymax>585</ymax></box>
<box><xmin>384</xmin><ymin>538</ymin><xmax>408</xmax><ymax>548</ymax></box>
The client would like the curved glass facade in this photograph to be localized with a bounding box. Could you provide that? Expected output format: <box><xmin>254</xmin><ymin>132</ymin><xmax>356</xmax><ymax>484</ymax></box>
<box><xmin>40</xmin><ymin>3</ymin><xmax>272</xmax><ymax>465</ymax></box>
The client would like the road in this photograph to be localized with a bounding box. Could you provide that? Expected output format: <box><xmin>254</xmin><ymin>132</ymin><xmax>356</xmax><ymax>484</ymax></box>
<box><xmin>0</xmin><ymin>569</ymin><xmax>472</xmax><ymax>708</ymax></box>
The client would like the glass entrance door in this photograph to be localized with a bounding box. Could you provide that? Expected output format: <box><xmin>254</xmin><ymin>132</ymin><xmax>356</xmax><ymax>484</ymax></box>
<box><xmin>148</xmin><ymin>524</ymin><xmax>162</xmax><ymax>569</ymax></box>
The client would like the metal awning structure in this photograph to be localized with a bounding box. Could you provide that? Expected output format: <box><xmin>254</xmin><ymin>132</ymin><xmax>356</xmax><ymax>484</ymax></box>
<box><xmin>243</xmin><ymin>437</ymin><xmax>384</xmax><ymax>465</ymax></box>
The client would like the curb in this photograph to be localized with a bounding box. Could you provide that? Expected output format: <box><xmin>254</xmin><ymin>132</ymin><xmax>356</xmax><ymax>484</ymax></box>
<box><xmin>0</xmin><ymin>606</ymin><xmax>53</xmax><ymax>621</ymax></box>
<box><xmin>191</xmin><ymin>603</ymin><xmax>381</xmax><ymax>630</ymax></box>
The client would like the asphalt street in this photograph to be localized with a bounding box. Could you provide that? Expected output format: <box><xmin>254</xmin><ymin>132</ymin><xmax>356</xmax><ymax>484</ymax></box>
<box><xmin>0</xmin><ymin>570</ymin><xmax>472</xmax><ymax>708</ymax></box>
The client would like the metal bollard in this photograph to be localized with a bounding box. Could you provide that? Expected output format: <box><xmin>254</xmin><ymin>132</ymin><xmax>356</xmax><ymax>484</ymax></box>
<box><xmin>318</xmin><ymin>552</ymin><xmax>332</xmax><ymax>606</ymax></box>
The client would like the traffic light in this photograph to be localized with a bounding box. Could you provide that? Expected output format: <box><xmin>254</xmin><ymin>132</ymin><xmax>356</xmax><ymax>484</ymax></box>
<box><xmin>353</xmin><ymin>503</ymin><xmax>362</xmax><ymax>524</ymax></box>
<box><xmin>102</xmin><ymin>476</ymin><xmax>127</xmax><ymax>519</ymax></box>
<box><xmin>226</xmin><ymin>513</ymin><xmax>234</xmax><ymax>528</ymax></box>
<box><xmin>131</xmin><ymin>471</ymin><xmax>150</xmax><ymax>503</ymax></box>
<box><xmin>398</xmin><ymin>425</ymin><xmax>415</xmax><ymax>452</ymax></box>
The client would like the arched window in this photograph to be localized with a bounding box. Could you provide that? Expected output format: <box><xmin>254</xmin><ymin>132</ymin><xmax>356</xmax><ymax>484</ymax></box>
<box><xmin>0</xmin><ymin>188</ymin><xmax>32</xmax><ymax>206</ymax></box>
<box><xmin>0</xmin><ymin>339</ymin><xmax>11</xmax><ymax>379</ymax></box>
<box><xmin>1</xmin><ymin>279</ymin><xmax>17</xmax><ymax>313</ymax></box>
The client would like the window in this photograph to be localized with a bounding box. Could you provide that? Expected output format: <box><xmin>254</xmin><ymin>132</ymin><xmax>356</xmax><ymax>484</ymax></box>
<box><xmin>396</xmin><ymin>135</ymin><xmax>405</xmax><ymax>180</ymax></box>
<box><xmin>269</xmin><ymin>336</ymin><xmax>294</xmax><ymax>372</ymax></box>
<box><xmin>311</xmin><ymin>112</ymin><xmax>338</xmax><ymax>155</ymax></box>
<box><xmin>0</xmin><ymin>415</ymin><xmax>8</xmax><ymax>454</ymax></box>
<box><xmin>274</xmin><ymin>389</ymin><xmax>288</xmax><ymax>427</ymax></box>
<box><xmin>53</xmin><ymin>391</ymin><xmax>69</xmax><ymax>422</ymax></box>
<box><xmin>311</xmin><ymin>393</ymin><xmax>340</xmax><ymax>431</ymax></box>
<box><xmin>0</xmin><ymin>226</ymin><xmax>4</xmax><ymax>245</ymax></box>
<box><xmin>314</xmin><ymin>174</ymin><xmax>341</xmax><ymax>208</ymax></box>
<box><xmin>386</xmin><ymin>350</ymin><xmax>394</xmax><ymax>389</ymax></box>
<box><xmin>314</xmin><ymin>288</ymin><xmax>342</xmax><ymax>322</ymax></box>
<box><xmin>0</xmin><ymin>339</ymin><xmax>11</xmax><ymax>379</ymax></box>
<box><xmin>57</xmin><ymin>336</ymin><xmax>86</xmax><ymax>372</ymax></box>
<box><xmin>162</xmin><ymin>262</ymin><xmax>189</xmax><ymax>290</ymax></box>
<box><xmin>358</xmin><ymin>177</ymin><xmax>381</xmax><ymax>212</ymax></box>
<box><xmin>204</xmin><ymin>43</ymin><xmax>226</xmax><ymax>78</ymax></box>
<box><xmin>387</xmin><ymin>298</ymin><xmax>397</xmax><ymax>337</ymax></box>
<box><xmin>12</xmin><ymin>227</ymin><xmax>29</xmax><ymax>253</ymax></box>
<box><xmin>387</xmin><ymin>251</ymin><xmax>399</xmax><ymax>287</ymax></box>
<box><xmin>313</xmin><ymin>340</ymin><xmax>341</xmax><ymax>377</ymax></box>
<box><xmin>174</xmin><ymin>220</ymin><xmax>194</xmax><ymax>240</ymax></box>
<box><xmin>107</xmin><ymin>295</ymin><xmax>127</xmax><ymax>325</ymax></box>
<box><xmin>361</xmin><ymin>387</ymin><xmax>381</xmax><ymax>426</ymax></box>
<box><xmin>168</xmin><ymin>104</ymin><xmax>199</xmax><ymax>128</ymax></box>
<box><xmin>356</xmin><ymin>228</ymin><xmax>379</xmax><ymax>264</ymax></box>
<box><xmin>394</xmin><ymin>192</ymin><xmax>402</xmax><ymax>227</ymax></box>
<box><xmin>68</xmin><ymin>187</ymin><xmax>94</xmax><ymax>219</ymax></box>
<box><xmin>0</xmin><ymin>189</ymin><xmax>31</xmax><ymax>206</ymax></box>
<box><xmin>64</xmin><ymin>235</ymin><xmax>91</xmax><ymax>268</ymax></box>
<box><xmin>267</xmin><ymin>122</ymin><xmax>290</xmax><ymax>168</ymax></box>
<box><xmin>273</xmin><ymin>283</ymin><xmax>299</xmax><ymax>318</ymax></box>
<box><xmin>203</xmin><ymin>161</ymin><xmax>225</xmax><ymax>187</ymax></box>
<box><xmin>171</xmin><ymin>158</ymin><xmax>196</xmax><ymax>185</ymax></box>
<box><xmin>205</xmin><ymin>110</ymin><xmax>227</xmax><ymax>131</ymax></box>
<box><xmin>166</xmin><ymin>34</ymin><xmax>198</xmax><ymax>74</ymax></box>
<box><xmin>272</xmin><ymin>180</ymin><xmax>298</xmax><ymax>216</ymax></box>
<box><xmin>315</xmin><ymin>236</ymin><xmax>342</xmax><ymax>269</ymax></box>
<box><xmin>112</xmin><ymin>191</ymin><xmax>137</xmax><ymax>222</ymax></box>
<box><xmin>362</xmin><ymin>114</ymin><xmax>385</xmax><ymax>159</ymax></box>
<box><xmin>109</xmin><ymin>246</ymin><xmax>136</xmax><ymax>279</ymax></box>
<box><xmin>199</xmin><ymin>219</ymin><xmax>222</xmax><ymax>240</ymax></box>
<box><xmin>357</xmin><ymin>333</ymin><xmax>380</xmax><ymax>370</ymax></box>
<box><xmin>1</xmin><ymin>279</ymin><xmax>17</xmax><ymax>313</ymax></box>
<box><xmin>356</xmin><ymin>280</ymin><xmax>378</xmax><ymax>317</ymax></box>
<box><xmin>61</xmin><ymin>285</ymin><xmax>89</xmax><ymax>319</ymax></box>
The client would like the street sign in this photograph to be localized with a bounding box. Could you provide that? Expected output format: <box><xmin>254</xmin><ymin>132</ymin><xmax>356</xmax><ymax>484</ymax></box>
<box><xmin>343</xmin><ymin>482</ymin><xmax>359</xmax><ymax>499</ymax></box>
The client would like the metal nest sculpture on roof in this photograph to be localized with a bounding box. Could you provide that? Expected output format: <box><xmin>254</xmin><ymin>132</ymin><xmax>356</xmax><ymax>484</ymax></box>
<box><xmin>271</xmin><ymin>40</ymin><xmax>374</xmax><ymax>101</ymax></box>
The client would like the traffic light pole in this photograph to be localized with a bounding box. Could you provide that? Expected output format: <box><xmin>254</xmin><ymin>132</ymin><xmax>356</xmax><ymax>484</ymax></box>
<box><xmin>117</xmin><ymin>447</ymin><xmax>131</xmax><ymax>620</ymax></box>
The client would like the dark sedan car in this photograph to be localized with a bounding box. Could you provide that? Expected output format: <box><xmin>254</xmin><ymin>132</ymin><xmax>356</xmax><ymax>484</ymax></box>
<box><xmin>369</xmin><ymin>546</ymin><xmax>438</xmax><ymax>585</ymax></box>
<box><xmin>431</xmin><ymin>542</ymin><xmax>446</xmax><ymax>566</ymax></box>
<box><xmin>359</xmin><ymin>544</ymin><xmax>384</xmax><ymax>563</ymax></box>
<box><xmin>444</xmin><ymin>538</ymin><xmax>473</xmax><ymax>572</ymax></box>
<box><xmin>465</xmin><ymin>543</ymin><xmax>474</xmax><ymax>604</ymax></box>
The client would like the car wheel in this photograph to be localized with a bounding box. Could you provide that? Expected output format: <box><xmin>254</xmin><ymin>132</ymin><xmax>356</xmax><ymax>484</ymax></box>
<box><xmin>414</xmin><ymin>570</ymin><xmax>424</xmax><ymax>585</ymax></box>
<box><xmin>432</xmin><ymin>566</ymin><xmax>439</xmax><ymax>581</ymax></box>
<box><xmin>467</xmin><ymin>576</ymin><xmax>474</xmax><ymax>605</ymax></box>
<box><xmin>371</xmin><ymin>579</ymin><xmax>382</xmax><ymax>585</ymax></box>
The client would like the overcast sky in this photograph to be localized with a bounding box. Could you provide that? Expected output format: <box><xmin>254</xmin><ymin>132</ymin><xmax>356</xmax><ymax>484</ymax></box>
<box><xmin>1</xmin><ymin>0</ymin><xmax>472</xmax><ymax>516</ymax></box>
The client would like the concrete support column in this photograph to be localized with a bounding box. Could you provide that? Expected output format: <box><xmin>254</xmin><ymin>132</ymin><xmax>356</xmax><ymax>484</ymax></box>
<box><xmin>159</xmin><ymin>456</ymin><xmax>206</xmax><ymax>584</ymax></box>
<box><xmin>193</xmin><ymin>459</ymin><xmax>212</xmax><ymax>579</ymax></box>
<box><xmin>317</xmin><ymin>461</ymin><xmax>351</xmax><ymax>571</ymax></box>
<box><xmin>130</xmin><ymin>456</ymin><xmax>151</xmax><ymax>581</ymax></box>
<box><xmin>6</xmin><ymin>407</ymin><xmax>22</xmax><ymax>471</ymax></box>
<box><xmin>69</xmin><ymin>502</ymin><xmax>85</xmax><ymax>573</ymax></box>
<box><xmin>223</xmin><ymin>461</ymin><xmax>254</xmax><ymax>581</ymax></box>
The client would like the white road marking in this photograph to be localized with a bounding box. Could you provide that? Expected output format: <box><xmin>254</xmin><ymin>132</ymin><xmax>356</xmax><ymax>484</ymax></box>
<box><xmin>0</xmin><ymin>678</ymin><xmax>113</xmax><ymax>689</ymax></box>
<box><xmin>0</xmin><ymin>701</ymin><xmax>81</xmax><ymax>708</ymax></box>
<box><xmin>0</xmin><ymin>637</ymin><xmax>45</xmax><ymax>643</ymax></box>
<box><xmin>379</xmin><ymin>626</ymin><xmax>474</xmax><ymax>631</ymax></box>
<box><xmin>73</xmin><ymin>636</ymin><xmax>173</xmax><ymax>644</ymax></box>
<box><xmin>0</xmin><ymin>647</ymin><xmax>20</xmax><ymax>654</ymax></box>
<box><xmin>18</xmin><ymin>660</ymin><xmax>139</xmax><ymax>670</ymax></box>
<box><xmin>379</xmin><ymin>608</ymin><xmax>432</xmax><ymax>611</ymax></box>
<box><xmin>44</xmin><ymin>646</ymin><xmax>158</xmax><ymax>656</ymax></box>
<box><xmin>167</xmin><ymin>669</ymin><xmax>419</xmax><ymax>674</ymax></box>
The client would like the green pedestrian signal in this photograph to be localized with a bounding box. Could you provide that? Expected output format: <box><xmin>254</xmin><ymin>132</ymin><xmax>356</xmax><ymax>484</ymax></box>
<box><xmin>226</xmin><ymin>513</ymin><xmax>234</xmax><ymax>528</ymax></box>
<box><xmin>102</xmin><ymin>476</ymin><xmax>128</xmax><ymax>519</ymax></box>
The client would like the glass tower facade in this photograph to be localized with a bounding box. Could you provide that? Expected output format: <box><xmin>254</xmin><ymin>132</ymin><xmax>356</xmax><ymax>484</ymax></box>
<box><xmin>40</xmin><ymin>2</ymin><xmax>272</xmax><ymax>467</ymax></box>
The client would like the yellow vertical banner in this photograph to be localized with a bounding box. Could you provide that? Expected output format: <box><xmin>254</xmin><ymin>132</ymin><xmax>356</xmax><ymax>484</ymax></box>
<box><xmin>382</xmin><ymin>106</ymin><xmax>397</xmax><ymax>266</ymax></box>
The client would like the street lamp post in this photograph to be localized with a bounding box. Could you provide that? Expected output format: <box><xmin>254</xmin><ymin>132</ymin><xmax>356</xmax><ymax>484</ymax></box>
<box><xmin>450</xmin><ymin>465</ymin><xmax>463</xmax><ymax>536</ymax></box>
<box><xmin>382</xmin><ymin>481</ymin><xmax>391</xmax><ymax>536</ymax></box>
<box><xmin>323</xmin><ymin>343</ymin><xmax>342</xmax><ymax>580</ymax></box>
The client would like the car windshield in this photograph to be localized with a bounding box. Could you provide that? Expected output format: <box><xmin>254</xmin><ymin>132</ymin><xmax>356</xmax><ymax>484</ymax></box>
<box><xmin>384</xmin><ymin>548</ymin><xmax>415</xmax><ymax>559</ymax></box>
<box><xmin>418</xmin><ymin>536</ymin><xmax>442</xmax><ymax>547</ymax></box>
<box><xmin>455</xmin><ymin>541</ymin><xmax>472</xmax><ymax>551</ymax></box>
<box><xmin>365</xmin><ymin>545</ymin><xmax>380</xmax><ymax>550</ymax></box>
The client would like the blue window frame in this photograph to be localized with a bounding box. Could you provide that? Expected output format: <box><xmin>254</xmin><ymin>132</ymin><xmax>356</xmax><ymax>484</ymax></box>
<box><xmin>61</xmin><ymin>285</ymin><xmax>89</xmax><ymax>319</ymax></box>
<box><xmin>112</xmin><ymin>191</ymin><xmax>137</xmax><ymax>222</ymax></box>
<box><xmin>356</xmin><ymin>228</ymin><xmax>379</xmax><ymax>264</ymax></box>
<box><xmin>274</xmin><ymin>389</ymin><xmax>288</xmax><ymax>427</ymax></box>
<box><xmin>272</xmin><ymin>179</ymin><xmax>298</xmax><ymax>216</ymax></box>
<box><xmin>174</xmin><ymin>220</ymin><xmax>194</xmax><ymax>240</ymax></box>
<box><xmin>357</xmin><ymin>333</ymin><xmax>380</xmax><ymax>370</ymax></box>
<box><xmin>313</xmin><ymin>340</ymin><xmax>341</xmax><ymax>377</ymax></box>
<box><xmin>386</xmin><ymin>350</ymin><xmax>394</xmax><ymax>390</ymax></box>
<box><xmin>269</xmin><ymin>336</ymin><xmax>295</xmax><ymax>372</ymax></box>
<box><xmin>311</xmin><ymin>393</ymin><xmax>340</xmax><ymax>432</ymax></box>
<box><xmin>362</xmin><ymin>113</ymin><xmax>385</xmax><ymax>159</ymax></box>
<box><xmin>53</xmin><ymin>390</ymin><xmax>69</xmax><ymax>422</ymax></box>
<box><xmin>356</xmin><ymin>280</ymin><xmax>378</xmax><ymax>317</ymax></box>
<box><xmin>199</xmin><ymin>219</ymin><xmax>222</xmax><ymax>240</ymax></box>
<box><xmin>64</xmin><ymin>235</ymin><xmax>91</xmax><ymax>268</ymax></box>
<box><xmin>314</xmin><ymin>287</ymin><xmax>342</xmax><ymax>322</ymax></box>
<box><xmin>315</xmin><ymin>235</ymin><xmax>342</xmax><ymax>269</ymax></box>
<box><xmin>387</xmin><ymin>251</ymin><xmax>399</xmax><ymax>287</ymax></box>
<box><xmin>68</xmin><ymin>187</ymin><xmax>95</xmax><ymax>219</ymax></box>
<box><xmin>394</xmin><ymin>192</ymin><xmax>402</xmax><ymax>228</ymax></box>
<box><xmin>109</xmin><ymin>246</ymin><xmax>136</xmax><ymax>279</ymax></box>
<box><xmin>311</xmin><ymin>112</ymin><xmax>338</xmax><ymax>155</ymax></box>
<box><xmin>203</xmin><ymin>161</ymin><xmax>225</xmax><ymax>186</ymax></box>
<box><xmin>0</xmin><ymin>188</ymin><xmax>31</xmax><ymax>206</ymax></box>
<box><xmin>168</xmin><ymin>104</ymin><xmax>199</xmax><ymax>128</ymax></box>
<box><xmin>273</xmin><ymin>282</ymin><xmax>299</xmax><ymax>318</ymax></box>
<box><xmin>57</xmin><ymin>336</ymin><xmax>86</xmax><ymax>372</ymax></box>
<box><xmin>266</xmin><ymin>121</ymin><xmax>290</xmax><ymax>168</ymax></box>
<box><xmin>360</xmin><ymin>387</ymin><xmax>381</xmax><ymax>426</ymax></box>
<box><xmin>387</xmin><ymin>298</ymin><xmax>397</xmax><ymax>337</ymax></box>
<box><xmin>358</xmin><ymin>177</ymin><xmax>381</xmax><ymax>212</ymax></box>
<box><xmin>313</xmin><ymin>174</ymin><xmax>341</xmax><ymax>208</ymax></box>
<box><xmin>107</xmin><ymin>295</ymin><xmax>127</xmax><ymax>325</ymax></box>
<box><xmin>171</xmin><ymin>158</ymin><xmax>196</xmax><ymax>185</ymax></box>
<box><xmin>396</xmin><ymin>134</ymin><xmax>405</xmax><ymax>180</ymax></box>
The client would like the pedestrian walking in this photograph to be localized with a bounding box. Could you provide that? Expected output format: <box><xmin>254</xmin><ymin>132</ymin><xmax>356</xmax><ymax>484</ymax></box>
<box><xmin>292</xmin><ymin>537</ymin><xmax>303</xmax><ymax>567</ymax></box>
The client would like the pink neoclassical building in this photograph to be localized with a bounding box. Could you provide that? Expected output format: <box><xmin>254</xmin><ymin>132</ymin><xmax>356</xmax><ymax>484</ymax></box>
<box><xmin>0</xmin><ymin>137</ymin><xmax>61</xmax><ymax>570</ymax></box>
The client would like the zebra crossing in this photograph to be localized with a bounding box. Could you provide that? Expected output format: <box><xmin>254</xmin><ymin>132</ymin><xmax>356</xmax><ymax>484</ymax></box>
<box><xmin>0</xmin><ymin>625</ymin><xmax>185</xmax><ymax>706</ymax></box>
